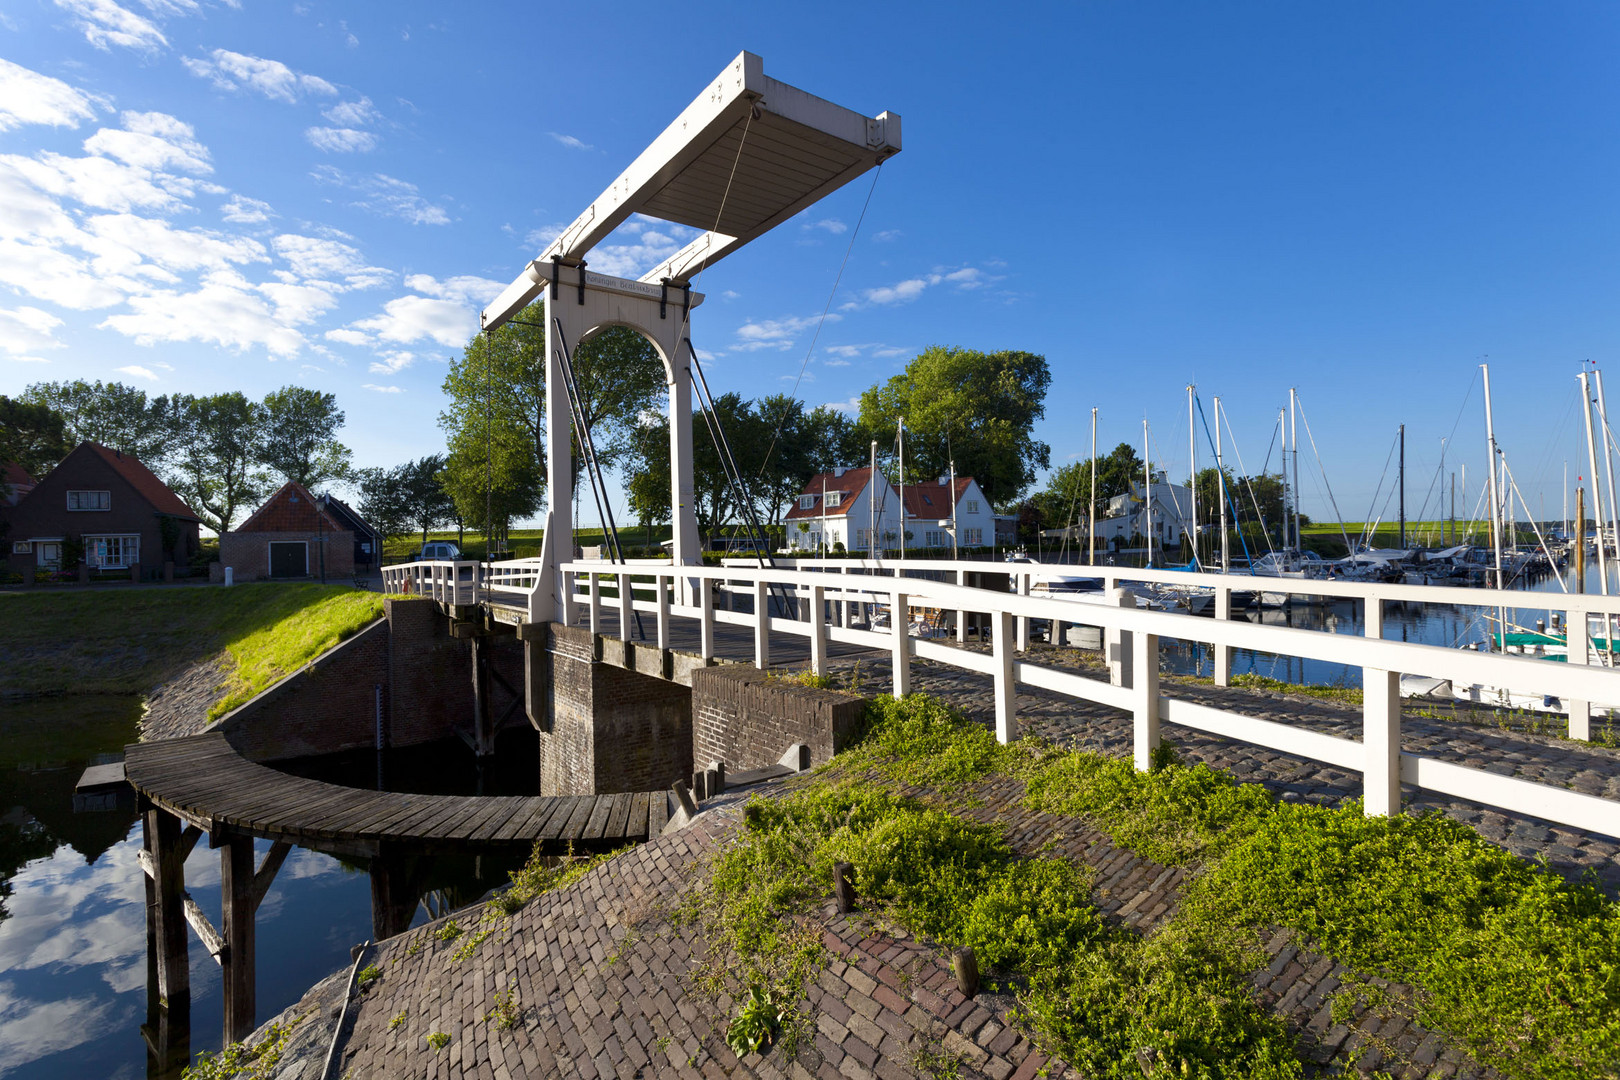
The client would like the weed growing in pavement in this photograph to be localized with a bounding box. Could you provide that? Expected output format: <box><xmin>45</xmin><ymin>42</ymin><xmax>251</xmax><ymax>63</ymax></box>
<box><xmin>356</xmin><ymin>964</ymin><xmax>381</xmax><ymax>991</ymax></box>
<box><xmin>432</xmin><ymin>919</ymin><xmax>462</xmax><ymax>944</ymax></box>
<box><xmin>908</xmin><ymin>1040</ymin><xmax>963</xmax><ymax>1079</ymax></box>
<box><xmin>388</xmin><ymin>1011</ymin><xmax>406</xmax><ymax>1031</ymax></box>
<box><xmin>484</xmin><ymin>983</ymin><xmax>522</xmax><ymax>1030</ymax></box>
<box><xmin>725</xmin><ymin>985</ymin><xmax>785</xmax><ymax>1057</ymax></box>
<box><xmin>425</xmin><ymin>1031</ymin><xmax>450</xmax><ymax>1052</ymax></box>
<box><xmin>1228</xmin><ymin>671</ymin><xmax>1364</xmax><ymax>707</ymax></box>
<box><xmin>768</xmin><ymin>666</ymin><xmax>834</xmax><ymax>690</ymax></box>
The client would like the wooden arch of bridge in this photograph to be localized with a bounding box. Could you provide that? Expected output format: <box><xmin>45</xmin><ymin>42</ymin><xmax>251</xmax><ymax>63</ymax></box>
<box><xmin>125</xmin><ymin>731</ymin><xmax>670</xmax><ymax>1046</ymax></box>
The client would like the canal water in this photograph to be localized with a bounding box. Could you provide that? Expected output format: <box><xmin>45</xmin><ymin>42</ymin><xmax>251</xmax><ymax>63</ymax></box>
<box><xmin>1157</xmin><ymin>554</ymin><xmax>1615</xmax><ymax>688</ymax></box>
<box><xmin>0</xmin><ymin>697</ymin><xmax>530</xmax><ymax>1079</ymax></box>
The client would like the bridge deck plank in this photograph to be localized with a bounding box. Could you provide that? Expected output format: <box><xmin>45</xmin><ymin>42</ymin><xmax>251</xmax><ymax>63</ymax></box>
<box><xmin>602</xmin><ymin>792</ymin><xmax>633</xmax><ymax>840</ymax></box>
<box><xmin>626</xmin><ymin>792</ymin><xmax>650</xmax><ymax>841</ymax></box>
<box><xmin>450</xmin><ymin>794</ymin><xmax>523</xmax><ymax>841</ymax></box>
<box><xmin>473</xmin><ymin>797</ymin><xmax>535</xmax><ymax>843</ymax></box>
<box><xmin>559</xmin><ymin>797</ymin><xmax>598</xmax><ymax>841</ymax></box>
<box><xmin>648</xmin><ymin>790</ymin><xmax>668</xmax><ymax>837</ymax></box>
<box><xmin>498</xmin><ymin>798</ymin><xmax>562</xmax><ymax>842</ymax></box>
<box><xmin>582</xmin><ymin>795</ymin><xmax>616</xmax><ymax>841</ymax></box>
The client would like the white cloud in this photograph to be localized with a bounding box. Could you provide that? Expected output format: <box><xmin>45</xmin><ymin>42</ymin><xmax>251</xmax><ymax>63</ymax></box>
<box><xmin>733</xmin><ymin>313</ymin><xmax>839</xmax><ymax>352</ymax></box>
<box><xmin>116</xmin><ymin>364</ymin><xmax>157</xmax><ymax>380</ymax></box>
<box><xmin>872</xmin><ymin>345</ymin><xmax>910</xmax><ymax>358</ymax></box>
<box><xmin>349</xmin><ymin>294</ymin><xmax>472</xmax><ymax>347</ymax></box>
<box><xmin>587</xmin><ymin>213</ymin><xmax>700</xmax><ymax>278</ymax></box>
<box><xmin>84</xmin><ymin>111</ymin><xmax>211</xmax><ymax>174</ymax></box>
<box><xmin>310</xmin><ymin>165</ymin><xmax>449</xmax><ymax>225</ymax></box>
<box><xmin>323</xmin><ymin>327</ymin><xmax>370</xmax><ymax>346</ymax></box>
<box><xmin>524</xmin><ymin>222</ymin><xmax>568</xmax><ymax>251</ymax></box>
<box><xmin>872</xmin><ymin>229</ymin><xmax>902</xmax><ymax>243</ymax></box>
<box><xmin>221</xmin><ymin>194</ymin><xmax>272</xmax><ymax>223</ymax></box>
<box><xmin>306</xmin><ymin>127</ymin><xmax>378</xmax><ymax>153</ymax></box>
<box><xmin>368</xmin><ymin>350</ymin><xmax>413</xmax><ymax>374</ymax></box>
<box><xmin>803</xmin><ymin>218</ymin><xmax>847</xmax><ymax>235</ymax></box>
<box><xmin>857</xmin><ymin>266</ymin><xmax>991</xmax><ymax>306</ymax></box>
<box><xmin>257</xmin><ymin>279</ymin><xmax>340</xmax><ymax>325</ymax></box>
<box><xmin>272</xmin><ymin>233</ymin><xmax>389</xmax><ymax>289</ymax></box>
<box><xmin>824</xmin><ymin>357</ymin><xmax>850</xmax><ymax>367</ymax></box>
<box><xmin>0</xmin><ymin>60</ymin><xmax>104</xmax><ymax>131</ymax></box>
<box><xmin>321</xmin><ymin>97</ymin><xmax>379</xmax><ymax>127</ymax></box>
<box><xmin>548</xmin><ymin>132</ymin><xmax>592</xmax><ymax>151</ymax></box>
<box><xmin>0</xmin><ymin>982</ymin><xmax>121</xmax><ymax>1075</ymax></box>
<box><xmin>362</xmin><ymin>383</ymin><xmax>402</xmax><ymax>393</ymax></box>
<box><xmin>401</xmin><ymin>273</ymin><xmax>504</xmax><ymax>307</ymax></box>
<box><xmin>825</xmin><ymin>396</ymin><xmax>863</xmax><ymax>414</ymax></box>
<box><xmin>84</xmin><ymin>212</ymin><xmax>269</xmax><ymax>275</ymax></box>
<box><xmin>99</xmin><ymin>269</ymin><xmax>307</xmax><ymax>357</ymax></box>
<box><xmin>864</xmin><ymin>278</ymin><xmax>928</xmax><ymax>304</ymax></box>
<box><xmin>0</xmin><ymin>307</ymin><xmax>65</xmax><ymax>355</ymax></box>
<box><xmin>54</xmin><ymin>0</ymin><xmax>167</xmax><ymax>51</ymax></box>
<box><xmin>6</xmin><ymin>150</ymin><xmax>189</xmax><ymax>214</ymax></box>
<box><xmin>9</xmin><ymin>356</ymin><xmax>51</xmax><ymax>364</ymax></box>
<box><xmin>721</xmin><ymin>289</ymin><xmax>739</xmax><ymax>301</ymax></box>
<box><xmin>823</xmin><ymin>344</ymin><xmax>863</xmax><ymax>358</ymax></box>
<box><xmin>182</xmin><ymin>49</ymin><xmax>336</xmax><ymax>102</ymax></box>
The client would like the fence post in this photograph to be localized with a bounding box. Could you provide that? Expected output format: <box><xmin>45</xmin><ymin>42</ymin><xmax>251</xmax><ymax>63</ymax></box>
<box><xmin>1107</xmin><ymin>588</ymin><xmax>1134</xmax><ymax>689</ymax></box>
<box><xmin>618</xmin><ymin>572</ymin><xmax>633</xmax><ymax>641</ymax></box>
<box><xmin>1131</xmin><ymin>629</ymin><xmax>1159</xmax><ymax>771</ymax></box>
<box><xmin>657</xmin><ymin>572</ymin><xmax>671</xmax><ymax>651</ymax></box>
<box><xmin>1362</xmin><ymin>591</ymin><xmax>1401</xmax><ymax>816</ymax></box>
<box><xmin>956</xmin><ymin>568</ymin><xmax>968</xmax><ymax>643</ymax></box>
<box><xmin>1015</xmin><ymin>571</ymin><xmax>1030</xmax><ymax>652</ymax></box>
<box><xmin>588</xmin><ymin>572</ymin><xmax>601</xmax><ymax>635</ymax></box>
<box><xmin>993</xmin><ymin>609</ymin><xmax>1016</xmax><ymax>743</ymax></box>
<box><xmin>754</xmin><ymin>579</ymin><xmax>769</xmax><ymax>670</ymax></box>
<box><xmin>1213</xmin><ymin>585</ymin><xmax>1232</xmax><ymax>686</ymax></box>
<box><xmin>810</xmin><ymin>584</ymin><xmax>828</xmax><ymax>677</ymax></box>
<box><xmin>892</xmin><ymin>590</ymin><xmax>910</xmax><ymax>697</ymax></box>
<box><xmin>700</xmin><ymin>577</ymin><xmax>715</xmax><ymax>660</ymax></box>
<box><xmin>1566</xmin><ymin>606</ymin><xmax>1591</xmax><ymax>741</ymax></box>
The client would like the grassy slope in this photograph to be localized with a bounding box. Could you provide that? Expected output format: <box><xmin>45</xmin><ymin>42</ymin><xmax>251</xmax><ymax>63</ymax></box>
<box><xmin>0</xmin><ymin>584</ymin><xmax>385</xmax><ymax>711</ymax></box>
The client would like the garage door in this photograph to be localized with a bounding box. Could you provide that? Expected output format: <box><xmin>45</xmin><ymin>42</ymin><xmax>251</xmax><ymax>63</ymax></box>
<box><xmin>269</xmin><ymin>542</ymin><xmax>308</xmax><ymax>578</ymax></box>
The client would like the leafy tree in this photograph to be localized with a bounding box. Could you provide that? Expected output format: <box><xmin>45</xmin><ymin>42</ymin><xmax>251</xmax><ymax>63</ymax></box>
<box><xmin>20</xmin><ymin>380</ymin><xmax>173</xmax><ymax>464</ymax></box>
<box><xmin>854</xmin><ymin>346</ymin><xmax>1051</xmax><ymax>507</ymax></box>
<box><xmin>623</xmin><ymin>392</ymin><xmax>771</xmax><ymax>544</ymax></box>
<box><xmin>402</xmin><ymin>454</ymin><xmax>456</xmax><ymax>542</ymax></box>
<box><xmin>260</xmin><ymin>386</ymin><xmax>353</xmax><ymax>487</ymax></box>
<box><xmin>624</xmin><ymin>416</ymin><xmax>672</xmax><ymax>544</ymax></box>
<box><xmin>356</xmin><ymin>466</ymin><xmax>412</xmax><ymax>540</ymax></box>
<box><xmin>0</xmin><ymin>395</ymin><xmax>71</xmax><ymax>477</ymax></box>
<box><xmin>167</xmin><ymin>393</ymin><xmax>270</xmax><ymax>533</ymax></box>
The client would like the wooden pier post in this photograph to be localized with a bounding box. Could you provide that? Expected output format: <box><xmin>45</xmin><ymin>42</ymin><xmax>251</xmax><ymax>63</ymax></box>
<box><xmin>221</xmin><ymin>836</ymin><xmax>255</xmax><ymax>1043</ymax></box>
<box><xmin>369</xmin><ymin>848</ymin><xmax>420</xmax><ymax>940</ymax></box>
<box><xmin>145</xmin><ymin>807</ymin><xmax>190</xmax><ymax>1012</ymax></box>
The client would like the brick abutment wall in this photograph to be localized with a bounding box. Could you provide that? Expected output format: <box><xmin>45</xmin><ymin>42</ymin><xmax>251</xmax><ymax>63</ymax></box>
<box><xmin>690</xmin><ymin>666</ymin><xmax>866</xmax><ymax>774</ymax></box>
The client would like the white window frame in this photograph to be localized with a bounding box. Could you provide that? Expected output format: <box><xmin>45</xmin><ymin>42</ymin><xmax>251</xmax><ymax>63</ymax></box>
<box><xmin>798</xmin><ymin>494</ymin><xmax>816</xmax><ymax>510</ymax></box>
<box><xmin>12</xmin><ymin>541</ymin><xmax>32</xmax><ymax>554</ymax></box>
<box><xmin>67</xmin><ymin>490</ymin><xmax>111</xmax><ymax>511</ymax></box>
<box><xmin>84</xmin><ymin>534</ymin><xmax>140</xmax><ymax>568</ymax></box>
<box><xmin>964</xmin><ymin>528</ymin><xmax>984</xmax><ymax>546</ymax></box>
<box><xmin>825</xmin><ymin>491</ymin><xmax>842</xmax><ymax>508</ymax></box>
<box><xmin>965</xmin><ymin>499</ymin><xmax>979</xmax><ymax>515</ymax></box>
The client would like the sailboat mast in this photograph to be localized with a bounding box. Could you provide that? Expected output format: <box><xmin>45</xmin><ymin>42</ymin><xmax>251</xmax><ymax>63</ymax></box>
<box><xmin>1595</xmin><ymin>369</ymin><xmax>1620</xmax><ymax>566</ymax></box>
<box><xmin>897</xmin><ymin>416</ymin><xmax>906</xmax><ymax>562</ymax></box>
<box><xmin>1143</xmin><ymin>418</ymin><xmax>1153</xmax><ymax>569</ymax></box>
<box><xmin>1089</xmin><ymin>407</ymin><xmax>1097</xmax><ymax>566</ymax></box>
<box><xmin>1216</xmin><ymin>396</ymin><xmax>1229</xmax><ymax>573</ymax></box>
<box><xmin>1187</xmin><ymin>384</ymin><xmax>1197</xmax><ymax>566</ymax></box>
<box><xmin>1289</xmin><ymin>387</ymin><xmax>1300</xmax><ymax>556</ymax></box>
<box><xmin>1581</xmin><ymin>372</ymin><xmax>1610</xmax><ymax>594</ymax></box>
<box><xmin>1277</xmin><ymin>406</ymin><xmax>1288</xmax><ymax>553</ymax></box>
<box><xmin>1482</xmin><ymin>364</ymin><xmax>1505</xmax><ymax>593</ymax></box>
<box><xmin>1398</xmin><ymin>424</ymin><xmax>1406</xmax><ymax>549</ymax></box>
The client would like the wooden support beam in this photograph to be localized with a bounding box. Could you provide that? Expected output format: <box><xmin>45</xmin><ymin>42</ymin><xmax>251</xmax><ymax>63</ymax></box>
<box><xmin>145</xmin><ymin>808</ymin><xmax>190</xmax><ymax>1010</ymax></box>
<box><xmin>251</xmin><ymin>840</ymin><xmax>292</xmax><ymax>911</ymax></box>
<box><xmin>222</xmin><ymin>836</ymin><xmax>256</xmax><ymax>1043</ymax></box>
<box><xmin>182</xmin><ymin>894</ymin><xmax>225</xmax><ymax>963</ymax></box>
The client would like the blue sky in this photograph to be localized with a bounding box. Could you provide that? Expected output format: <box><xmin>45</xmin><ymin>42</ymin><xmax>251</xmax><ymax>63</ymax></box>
<box><xmin>2</xmin><ymin>1</ymin><xmax>1618</xmax><ymax>529</ymax></box>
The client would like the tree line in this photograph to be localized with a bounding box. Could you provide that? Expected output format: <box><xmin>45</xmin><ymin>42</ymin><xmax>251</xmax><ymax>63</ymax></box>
<box><xmin>3</xmin><ymin>382</ymin><xmax>352</xmax><ymax>533</ymax></box>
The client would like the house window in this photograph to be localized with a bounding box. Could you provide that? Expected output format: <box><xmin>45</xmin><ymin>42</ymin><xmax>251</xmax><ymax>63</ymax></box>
<box><xmin>965</xmin><ymin>500</ymin><xmax>979</xmax><ymax>514</ymax></box>
<box><xmin>67</xmin><ymin>490</ymin><xmax>111</xmax><ymax>511</ymax></box>
<box><xmin>12</xmin><ymin>541</ymin><xmax>31</xmax><ymax>554</ymax></box>
<box><xmin>85</xmin><ymin>534</ymin><xmax>140</xmax><ymax>568</ymax></box>
<box><xmin>925</xmin><ymin>530</ymin><xmax>944</xmax><ymax>548</ymax></box>
<box><xmin>964</xmin><ymin>528</ymin><xmax>983</xmax><ymax>546</ymax></box>
<box><xmin>825</xmin><ymin>491</ymin><xmax>842</xmax><ymax>508</ymax></box>
<box><xmin>799</xmin><ymin>494</ymin><xmax>816</xmax><ymax>510</ymax></box>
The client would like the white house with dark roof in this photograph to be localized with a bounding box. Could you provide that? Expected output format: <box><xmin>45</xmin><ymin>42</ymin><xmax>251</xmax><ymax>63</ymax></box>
<box><xmin>783</xmin><ymin>468</ymin><xmax>996</xmax><ymax>554</ymax></box>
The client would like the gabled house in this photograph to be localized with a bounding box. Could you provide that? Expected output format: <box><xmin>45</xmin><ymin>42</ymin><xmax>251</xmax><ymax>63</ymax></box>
<box><xmin>1095</xmin><ymin>480</ymin><xmax>1193</xmax><ymax>548</ymax></box>
<box><xmin>220</xmin><ymin>482</ymin><xmax>361</xmax><ymax>581</ymax></box>
<box><xmin>1</xmin><ymin>442</ymin><xmax>200</xmax><ymax>579</ymax></box>
<box><xmin>318</xmin><ymin>493</ymin><xmax>380</xmax><ymax>572</ymax></box>
<box><xmin>783</xmin><ymin>468</ymin><xmax>997</xmax><ymax>555</ymax></box>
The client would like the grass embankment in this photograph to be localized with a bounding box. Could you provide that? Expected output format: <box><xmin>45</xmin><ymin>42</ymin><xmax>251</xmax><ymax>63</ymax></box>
<box><xmin>381</xmin><ymin>526</ymin><xmax>673</xmax><ymax>563</ymax></box>
<box><xmin>693</xmin><ymin>694</ymin><xmax>1618</xmax><ymax>1079</ymax></box>
<box><xmin>0</xmin><ymin>584</ymin><xmax>385</xmax><ymax>714</ymax></box>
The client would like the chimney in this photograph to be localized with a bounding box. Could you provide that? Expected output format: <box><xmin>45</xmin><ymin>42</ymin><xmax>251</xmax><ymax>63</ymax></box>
<box><xmin>834</xmin><ymin>466</ymin><xmax>848</xmax><ymax>477</ymax></box>
<box><xmin>938</xmin><ymin>476</ymin><xmax>949</xmax><ymax>485</ymax></box>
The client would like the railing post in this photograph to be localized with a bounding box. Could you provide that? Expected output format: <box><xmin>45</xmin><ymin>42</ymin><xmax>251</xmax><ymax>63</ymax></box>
<box><xmin>700</xmin><ymin>577</ymin><xmax>715</xmax><ymax>660</ymax></box>
<box><xmin>891</xmin><ymin>590</ymin><xmax>911</xmax><ymax>697</ymax></box>
<box><xmin>993</xmin><ymin>609</ymin><xmax>1015</xmax><ymax>743</ymax></box>
<box><xmin>619</xmin><ymin>572</ymin><xmax>633</xmax><ymax>641</ymax></box>
<box><xmin>588</xmin><ymin>572</ymin><xmax>601</xmax><ymax>635</ymax></box>
<box><xmin>956</xmin><ymin>568</ymin><xmax>968</xmax><ymax>643</ymax></box>
<box><xmin>1015</xmin><ymin>571</ymin><xmax>1030</xmax><ymax>652</ymax></box>
<box><xmin>754</xmin><ymin>579</ymin><xmax>769</xmax><ymax>670</ymax></box>
<box><xmin>1567</xmin><ymin>606</ymin><xmax>1591</xmax><ymax>741</ymax></box>
<box><xmin>810</xmin><ymin>584</ymin><xmax>828</xmax><ymax>677</ymax></box>
<box><xmin>1131</xmin><ymin>629</ymin><xmax>1160</xmax><ymax>771</ymax></box>
<box><xmin>1362</xmin><ymin>588</ymin><xmax>1401</xmax><ymax>816</ymax></box>
<box><xmin>657</xmin><ymin>572</ymin><xmax>671</xmax><ymax>651</ymax></box>
<box><xmin>1213</xmin><ymin>585</ymin><xmax>1232</xmax><ymax>686</ymax></box>
<box><xmin>562</xmin><ymin>570</ymin><xmax>578</xmax><ymax>625</ymax></box>
<box><xmin>1107</xmin><ymin>588</ymin><xmax>1134</xmax><ymax>689</ymax></box>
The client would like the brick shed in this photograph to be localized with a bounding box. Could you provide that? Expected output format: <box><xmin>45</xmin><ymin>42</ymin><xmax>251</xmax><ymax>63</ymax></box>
<box><xmin>220</xmin><ymin>481</ymin><xmax>355</xmax><ymax>582</ymax></box>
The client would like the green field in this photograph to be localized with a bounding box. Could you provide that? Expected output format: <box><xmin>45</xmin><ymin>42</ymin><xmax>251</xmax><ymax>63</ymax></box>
<box><xmin>381</xmin><ymin>526</ymin><xmax>674</xmax><ymax>563</ymax></box>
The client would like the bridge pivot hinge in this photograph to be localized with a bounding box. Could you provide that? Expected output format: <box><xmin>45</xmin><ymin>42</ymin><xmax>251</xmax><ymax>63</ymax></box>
<box><xmin>577</xmin><ymin>260</ymin><xmax>587</xmax><ymax>305</ymax></box>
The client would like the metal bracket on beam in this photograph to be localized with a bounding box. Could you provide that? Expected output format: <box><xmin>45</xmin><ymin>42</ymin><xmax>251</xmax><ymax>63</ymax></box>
<box><xmin>682</xmin><ymin>283</ymin><xmax>691</xmax><ymax>322</ymax></box>
<box><xmin>659</xmin><ymin>279</ymin><xmax>669</xmax><ymax>319</ymax></box>
<box><xmin>551</xmin><ymin>256</ymin><xmax>560</xmax><ymax>302</ymax></box>
<box><xmin>577</xmin><ymin>260</ymin><xmax>587</xmax><ymax>305</ymax></box>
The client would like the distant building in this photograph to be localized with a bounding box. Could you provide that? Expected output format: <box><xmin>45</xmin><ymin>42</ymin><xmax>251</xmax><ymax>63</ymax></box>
<box><xmin>1</xmin><ymin>442</ymin><xmax>200</xmax><ymax>578</ymax></box>
<box><xmin>1094</xmin><ymin>480</ymin><xmax>1193</xmax><ymax>548</ymax></box>
<box><xmin>220</xmin><ymin>481</ymin><xmax>370</xmax><ymax>581</ymax></box>
<box><xmin>2</xmin><ymin>463</ymin><xmax>36</xmax><ymax>506</ymax></box>
<box><xmin>783</xmin><ymin>468</ymin><xmax>996</xmax><ymax>554</ymax></box>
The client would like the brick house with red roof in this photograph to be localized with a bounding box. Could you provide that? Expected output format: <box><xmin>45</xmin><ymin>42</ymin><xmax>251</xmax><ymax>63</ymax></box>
<box><xmin>1</xmin><ymin>442</ymin><xmax>200</xmax><ymax>579</ymax></box>
<box><xmin>219</xmin><ymin>481</ymin><xmax>360</xmax><ymax>581</ymax></box>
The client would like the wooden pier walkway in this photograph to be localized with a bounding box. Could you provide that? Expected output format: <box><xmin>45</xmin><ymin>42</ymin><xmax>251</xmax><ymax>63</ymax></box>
<box><xmin>124</xmin><ymin>731</ymin><xmax>669</xmax><ymax>858</ymax></box>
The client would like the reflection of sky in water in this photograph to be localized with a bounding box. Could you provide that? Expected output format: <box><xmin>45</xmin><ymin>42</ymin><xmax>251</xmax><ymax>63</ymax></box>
<box><xmin>0</xmin><ymin>826</ymin><xmax>372</xmax><ymax>1079</ymax></box>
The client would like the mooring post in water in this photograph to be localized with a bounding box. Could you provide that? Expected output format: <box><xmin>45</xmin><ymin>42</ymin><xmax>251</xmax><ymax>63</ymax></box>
<box><xmin>470</xmin><ymin>633</ymin><xmax>494</xmax><ymax>756</ymax></box>
<box><xmin>145</xmin><ymin>807</ymin><xmax>190</xmax><ymax>1013</ymax></box>
<box><xmin>221</xmin><ymin>835</ymin><xmax>256</xmax><ymax>1043</ymax></box>
<box><xmin>142</xmin><ymin>802</ymin><xmax>190</xmax><ymax>1075</ymax></box>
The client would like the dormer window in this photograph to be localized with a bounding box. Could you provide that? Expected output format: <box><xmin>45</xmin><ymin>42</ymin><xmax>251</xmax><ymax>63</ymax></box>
<box><xmin>67</xmin><ymin>490</ymin><xmax>111</xmax><ymax>511</ymax></box>
<box><xmin>825</xmin><ymin>491</ymin><xmax>842</xmax><ymax>508</ymax></box>
<box><xmin>799</xmin><ymin>494</ymin><xmax>816</xmax><ymax>510</ymax></box>
<box><xmin>965</xmin><ymin>500</ymin><xmax>979</xmax><ymax>514</ymax></box>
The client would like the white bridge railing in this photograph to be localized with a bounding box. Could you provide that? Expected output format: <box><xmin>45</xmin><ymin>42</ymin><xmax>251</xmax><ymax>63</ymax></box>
<box><xmin>381</xmin><ymin>555</ymin><xmax>1620</xmax><ymax>838</ymax></box>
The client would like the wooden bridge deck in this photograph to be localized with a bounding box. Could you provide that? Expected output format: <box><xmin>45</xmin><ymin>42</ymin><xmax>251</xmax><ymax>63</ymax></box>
<box><xmin>124</xmin><ymin>732</ymin><xmax>668</xmax><ymax>857</ymax></box>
